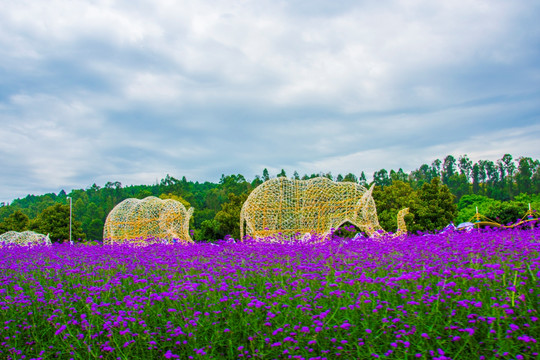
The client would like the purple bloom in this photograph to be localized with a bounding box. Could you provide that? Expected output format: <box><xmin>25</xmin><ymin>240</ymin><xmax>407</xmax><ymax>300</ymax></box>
<box><xmin>54</xmin><ymin>325</ymin><xmax>67</xmax><ymax>336</ymax></box>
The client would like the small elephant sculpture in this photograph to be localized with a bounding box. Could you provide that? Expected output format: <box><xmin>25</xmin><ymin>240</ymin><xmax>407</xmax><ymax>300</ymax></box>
<box><xmin>0</xmin><ymin>231</ymin><xmax>51</xmax><ymax>246</ymax></box>
<box><xmin>104</xmin><ymin>196</ymin><xmax>194</xmax><ymax>245</ymax></box>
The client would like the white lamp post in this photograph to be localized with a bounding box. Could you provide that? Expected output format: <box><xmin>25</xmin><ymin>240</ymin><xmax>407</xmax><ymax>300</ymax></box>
<box><xmin>67</xmin><ymin>196</ymin><xmax>72</xmax><ymax>245</ymax></box>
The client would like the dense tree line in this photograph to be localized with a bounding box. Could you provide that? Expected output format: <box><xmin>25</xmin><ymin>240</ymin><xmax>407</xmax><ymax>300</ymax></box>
<box><xmin>0</xmin><ymin>154</ymin><xmax>538</xmax><ymax>243</ymax></box>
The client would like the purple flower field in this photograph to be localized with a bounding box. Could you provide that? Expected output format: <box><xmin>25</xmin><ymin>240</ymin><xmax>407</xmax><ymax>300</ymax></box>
<box><xmin>0</xmin><ymin>229</ymin><xmax>539</xmax><ymax>360</ymax></box>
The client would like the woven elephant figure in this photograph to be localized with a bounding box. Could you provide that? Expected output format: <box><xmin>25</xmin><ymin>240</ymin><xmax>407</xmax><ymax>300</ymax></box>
<box><xmin>240</xmin><ymin>177</ymin><xmax>408</xmax><ymax>240</ymax></box>
<box><xmin>104</xmin><ymin>196</ymin><xmax>194</xmax><ymax>245</ymax></box>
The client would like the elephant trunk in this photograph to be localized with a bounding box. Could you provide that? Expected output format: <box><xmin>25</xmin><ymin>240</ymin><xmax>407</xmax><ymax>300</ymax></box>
<box><xmin>367</xmin><ymin>207</ymin><xmax>409</xmax><ymax>238</ymax></box>
<box><xmin>394</xmin><ymin>208</ymin><xmax>409</xmax><ymax>237</ymax></box>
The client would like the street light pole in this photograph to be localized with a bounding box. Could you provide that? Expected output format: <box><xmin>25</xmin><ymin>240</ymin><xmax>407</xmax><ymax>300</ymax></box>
<box><xmin>67</xmin><ymin>196</ymin><xmax>72</xmax><ymax>245</ymax></box>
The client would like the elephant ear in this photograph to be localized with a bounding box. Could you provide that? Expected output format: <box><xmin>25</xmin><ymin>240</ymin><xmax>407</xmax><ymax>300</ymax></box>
<box><xmin>356</xmin><ymin>185</ymin><xmax>375</xmax><ymax>214</ymax></box>
<box><xmin>355</xmin><ymin>185</ymin><xmax>384</xmax><ymax>236</ymax></box>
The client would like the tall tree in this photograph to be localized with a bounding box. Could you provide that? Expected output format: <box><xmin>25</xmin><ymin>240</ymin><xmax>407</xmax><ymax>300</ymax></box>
<box><xmin>431</xmin><ymin>159</ymin><xmax>442</xmax><ymax>178</ymax></box>
<box><xmin>515</xmin><ymin>157</ymin><xmax>534</xmax><ymax>194</ymax></box>
<box><xmin>442</xmin><ymin>155</ymin><xmax>457</xmax><ymax>185</ymax></box>
<box><xmin>219</xmin><ymin>174</ymin><xmax>251</xmax><ymax>195</ymax></box>
<box><xmin>322</xmin><ymin>172</ymin><xmax>333</xmax><ymax>180</ymax></box>
<box><xmin>410</xmin><ymin>164</ymin><xmax>432</xmax><ymax>189</ymax></box>
<box><xmin>373</xmin><ymin>181</ymin><xmax>419</xmax><ymax>233</ymax></box>
<box><xmin>215</xmin><ymin>193</ymin><xmax>249</xmax><ymax>240</ymax></box>
<box><xmin>262</xmin><ymin>168</ymin><xmax>270</xmax><ymax>182</ymax></box>
<box><xmin>86</xmin><ymin>219</ymin><xmax>104</xmax><ymax>241</ymax></box>
<box><xmin>472</xmin><ymin>163</ymin><xmax>480</xmax><ymax>194</ymax></box>
<box><xmin>373</xmin><ymin>169</ymin><xmax>391</xmax><ymax>188</ymax></box>
<box><xmin>458</xmin><ymin>154</ymin><xmax>473</xmax><ymax>181</ymax></box>
<box><xmin>476</xmin><ymin>160</ymin><xmax>489</xmax><ymax>195</ymax></box>
<box><xmin>390</xmin><ymin>168</ymin><xmax>408</xmax><ymax>183</ymax></box>
<box><xmin>499</xmin><ymin>154</ymin><xmax>516</xmax><ymax>199</ymax></box>
<box><xmin>343</xmin><ymin>173</ymin><xmax>358</xmax><ymax>183</ymax></box>
<box><xmin>251</xmin><ymin>175</ymin><xmax>264</xmax><ymax>188</ymax></box>
<box><xmin>0</xmin><ymin>210</ymin><xmax>29</xmax><ymax>234</ymax></box>
<box><xmin>358</xmin><ymin>172</ymin><xmax>368</xmax><ymax>186</ymax></box>
<box><xmin>533</xmin><ymin>160</ymin><xmax>540</xmax><ymax>193</ymax></box>
<box><xmin>415</xmin><ymin>177</ymin><xmax>457</xmax><ymax>231</ymax></box>
<box><xmin>31</xmin><ymin>203</ymin><xmax>85</xmax><ymax>243</ymax></box>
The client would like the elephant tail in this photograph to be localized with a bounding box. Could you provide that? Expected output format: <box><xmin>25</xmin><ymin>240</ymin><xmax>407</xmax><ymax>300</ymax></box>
<box><xmin>240</xmin><ymin>204</ymin><xmax>246</xmax><ymax>240</ymax></box>
<box><xmin>394</xmin><ymin>208</ymin><xmax>409</xmax><ymax>237</ymax></box>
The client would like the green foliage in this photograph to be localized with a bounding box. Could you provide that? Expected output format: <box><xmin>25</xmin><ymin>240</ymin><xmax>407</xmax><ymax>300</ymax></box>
<box><xmin>343</xmin><ymin>173</ymin><xmax>358</xmax><ymax>183</ymax></box>
<box><xmin>442</xmin><ymin>155</ymin><xmax>457</xmax><ymax>184</ymax></box>
<box><xmin>215</xmin><ymin>193</ymin><xmax>248</xmax><ymax>240</ymax></box>
<box><xmin>135</xmin><ymin>189</ymin><xmax>153</xmax><ymax>199</ymax></box>
<box><xmin>455</xmin><ymin>194</ymin><xmax>537</xmax><ymax>226</ymax></box>
<box><xmin>197</xmin><ymin>219</ymin><xmax>223</xmax><ymax>241</ymax></box>
<box><xmin>446</xmin><ymin>173</ymin><xmax>470</xmax><ymax>201</ymax></box>
<box><xmin>373</xmin><ymin>169</ymin><xmax>391</xmax><ymax>188</ymax></box>
<box><xmin>484</xmin><ymin>201</ymin><xmax>529</xmax><ymax>226</ymax></box>
<box><xmin>332</xmin><ymin>221</ymin><xmax>360</xmax><ymax>238</ymax></box>
<box><xmin>414</xmin><ymin>177</ymin><xmax>457</xmax><ymax>231</ymax></box>
<box><xmin>86</xmin><ymin>219</ymin><xmax>104</xmax><ymax>241</ymax></box>
<box><xmin>374</xmin><ymin>179</ymin><xmax>457</xmax><ymax>233</ymax></box>
<box><xmin>80</xmin><ymin>240</ymin><xmax>101</xmax><ymax>246</ymax></box>
<box><xmin>1</xmin><ymin>153</ymin><xmax>539</xmax><ymax>240</ymax></box>
<box><xmin>455</xmin><ymin>194</ymin><xmax>498</xmax><ymax>224</ymax></box>
<box><xmin>373</xmin><ymin>181</ymin><xmax>419</xmax><ymax>233</ymax></box>
<box><xmin>514</xmin><ymin>193</ymin><xmax>540</xmax><ymax>211</ymax></box>
<box><xmin>30</xmin><ymin>203</ymin><xmax>85</xmax><ymax>243</ymax></box>
<box><xmin>251</xmin><ymin>176</ymin><xmax>264</xmax><ymax>187</ymax></box>
<box><xmin>0</xmin><ymin>210</ymin><xmax>30</xmax><ymax>234</ymax></box>
<box><xmin>262</xmin><ymin>168</ymin><xmax>270</xmax><ymax>181</ymax></box>
<box><xmin>159</xmin><ymin>193</ymin><xmax>191</xmax><ymax>208</ymax></box>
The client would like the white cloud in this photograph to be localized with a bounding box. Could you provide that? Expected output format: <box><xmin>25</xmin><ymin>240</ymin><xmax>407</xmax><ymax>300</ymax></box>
<box><xmin>0</xmin><ymin>0</ymin><xmax>539</xmax><ymax>202</ymax></box>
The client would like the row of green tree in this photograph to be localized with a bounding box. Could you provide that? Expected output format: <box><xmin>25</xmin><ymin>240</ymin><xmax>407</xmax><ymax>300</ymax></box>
<box><xmin>0</xmin><ymin>153</ymin><xmax>538</xmax><ymax>242</ymax></box>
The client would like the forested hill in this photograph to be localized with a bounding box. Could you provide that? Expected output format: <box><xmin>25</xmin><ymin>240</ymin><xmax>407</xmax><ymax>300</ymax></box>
<box><xmin>1</xmin><ymin>154</ymin><xmax>539</xmax><ymax>242</ymax></box>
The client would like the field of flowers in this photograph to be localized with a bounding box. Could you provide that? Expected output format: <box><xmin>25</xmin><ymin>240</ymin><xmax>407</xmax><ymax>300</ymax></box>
<box><xmin>0</xmin><ymin>228</ymin><xmax>539</xmax><ymax>360</ymax></box>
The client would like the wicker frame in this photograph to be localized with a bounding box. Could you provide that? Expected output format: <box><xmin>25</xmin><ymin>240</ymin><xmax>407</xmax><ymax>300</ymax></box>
<box><xmin>103</xmin><ymin>197</ymin><xmax>194</xmax><ymax>245</ymax></box>
<box><xmin>0</xmin><ymin>231</ymin><xmax>51</xmax><ymax>246</ymax></box>
<box><xmin>241</xmin><ymin>177</ymin><xmax>408</xmax><ymax>240</ymax></box>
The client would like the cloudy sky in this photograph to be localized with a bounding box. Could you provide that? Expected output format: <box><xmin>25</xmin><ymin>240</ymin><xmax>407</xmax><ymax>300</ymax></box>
<box><xmin>1</xmin><ymin>0</ymin><xmax>539</xmax><ymax>202</ymax></box>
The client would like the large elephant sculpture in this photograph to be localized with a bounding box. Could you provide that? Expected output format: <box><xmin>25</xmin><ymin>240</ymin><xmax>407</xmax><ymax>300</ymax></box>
<box><xmin>240</xmin><ymin>177</ymin><xmax>408</xmax><ymax>240</ymax></box>
<box><xmin>103</xmin><ymin>196</ymin><xmax>194</xmax><ymax>245</ymax></box>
